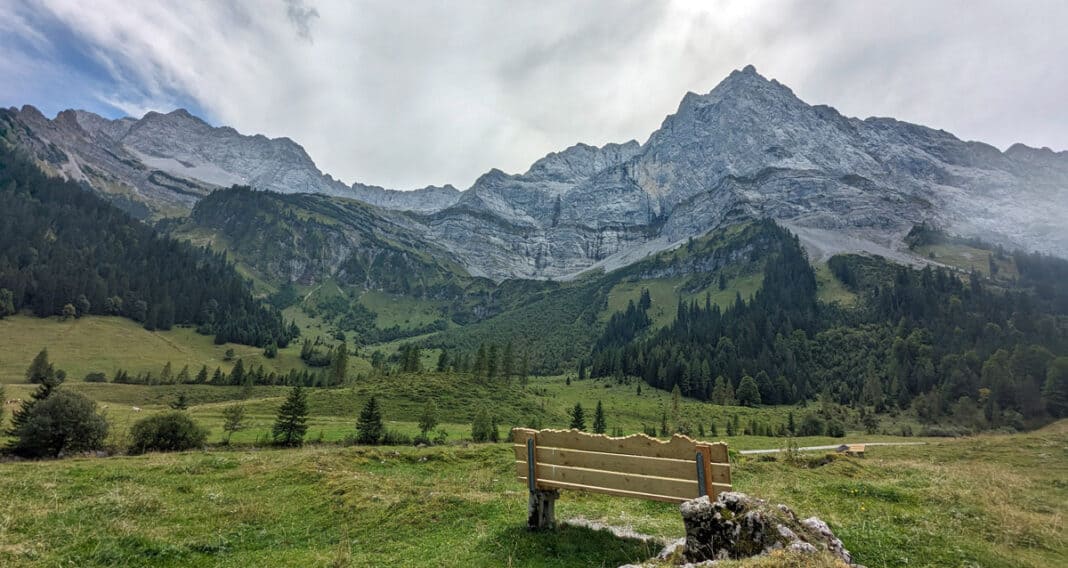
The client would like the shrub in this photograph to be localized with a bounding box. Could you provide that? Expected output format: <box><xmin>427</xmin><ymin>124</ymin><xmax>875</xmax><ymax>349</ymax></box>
<box><xmin>826</xmin><ymin>420</ymin><xmax>846</xmax><ymax>438</ymax></box>
<box><xmin>381</xmin><ymin>429</ymin><xmax>412</xmax><ymax>446</ymax></box>
<box><xmin>128</xmin><ymin>412</ymin><xmax>208</xmax><ymax>454</ymax></box>
<box><xmin>84</xmin><ymin>372</ymin><xmax>108</xmax><ymax>383</ymax></box>
<box><xmin>797</xmin><ymin>413</ymin><xmax>826</xmax><ymax>436</ymax></box>
<box><xmin>8</xmin><ymin>390</ymin><xmax>109</xmax><ymax>458</ymax></box>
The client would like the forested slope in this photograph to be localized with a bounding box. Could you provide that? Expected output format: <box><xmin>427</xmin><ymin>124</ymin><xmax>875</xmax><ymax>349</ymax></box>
<box><xmin>0</xmin><ymin>145</ymin><xmax>296</xmax><ymax>347</ymax></box>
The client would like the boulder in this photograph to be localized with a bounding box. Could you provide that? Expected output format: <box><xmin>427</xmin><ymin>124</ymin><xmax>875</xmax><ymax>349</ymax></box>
<box><xmin>677</xmin><ymin>492</ymin><xmax>859</xmax><ymax>566</ymax></box>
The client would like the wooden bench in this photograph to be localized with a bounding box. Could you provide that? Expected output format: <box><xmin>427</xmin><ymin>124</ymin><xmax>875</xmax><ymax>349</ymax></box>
<box><xmin>838</xmin><ymin>444</ymin><xmax>865</xmax><ymax>457</ymax></box>
<box><xmin>513</xmin><ymin>428</ymin><xmax>731</xmax><ymax>529</ymax></box>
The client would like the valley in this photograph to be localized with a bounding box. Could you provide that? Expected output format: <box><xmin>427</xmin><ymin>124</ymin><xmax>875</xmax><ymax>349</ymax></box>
<box><xmin>2</xmin><ymin>56</ymin><xmax>1067</xmax><ymax>567</ymax></box>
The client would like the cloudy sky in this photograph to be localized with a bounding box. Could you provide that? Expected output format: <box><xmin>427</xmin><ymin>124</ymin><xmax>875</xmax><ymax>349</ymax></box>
<box><xmin>2</xmin><ymin>0</ymin><xmax>1066</xmax><ymax>190</ymax></box>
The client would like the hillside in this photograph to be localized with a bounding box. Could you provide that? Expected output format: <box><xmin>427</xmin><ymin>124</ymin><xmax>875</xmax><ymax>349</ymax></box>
<box><xmin>0</xmin><ymin>421</ymin><xmax>1063</xmax><ymax>567</ymax></box>
<box><xmin>0</xmin><ymin>144</ymin><xmax>295</xmax><ymax>347</ymax></box>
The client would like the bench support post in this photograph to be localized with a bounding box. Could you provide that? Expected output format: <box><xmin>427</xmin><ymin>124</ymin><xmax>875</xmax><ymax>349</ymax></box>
<box><xmin>525</xmin><ymin>436</ymin><xmax>558</xmax><ymax>530</ymax></box>
<box><xmin>528</xmin><ymin>488</ymin><xmax>559</xmax><ymax>531</ymax></box>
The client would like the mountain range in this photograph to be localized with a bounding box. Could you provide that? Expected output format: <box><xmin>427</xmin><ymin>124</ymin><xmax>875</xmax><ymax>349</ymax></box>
<box><xmin>2</xmin><ymin>65</ymin><xmax>1066</xmax><ymax>281</ymax></box>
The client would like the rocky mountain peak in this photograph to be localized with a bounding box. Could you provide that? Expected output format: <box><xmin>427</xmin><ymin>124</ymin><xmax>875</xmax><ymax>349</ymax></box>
<box><xmin>524</xmin><ymin>140</ymin><xmax>641</xmax><ymax>183</ymax></box>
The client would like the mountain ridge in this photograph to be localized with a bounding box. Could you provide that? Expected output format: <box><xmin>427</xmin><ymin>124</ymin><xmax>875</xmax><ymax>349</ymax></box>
<box><xmin>2</xmin><ymin>65</ymin><xmax>1066</xmax><ymax>280</ymax></box>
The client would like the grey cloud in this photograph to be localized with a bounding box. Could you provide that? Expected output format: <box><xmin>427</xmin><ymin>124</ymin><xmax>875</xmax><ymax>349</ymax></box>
<box><xmin>284</xmin><ymin>0</ymin><xmax>319</xmax><ymax>41</ymax></box>
<box><xmin>10</xmin><ymin>0</ymin><xmax>1068</xmax><ymax>190</ymax></box>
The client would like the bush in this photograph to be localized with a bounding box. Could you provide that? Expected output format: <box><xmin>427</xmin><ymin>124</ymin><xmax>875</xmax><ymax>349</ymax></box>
<box><xmin>128</xmin><ymin>412</ymin><xmax>208</xmax><ymax>454</ymax></box>
<box><xmin>797</xmin><ymin>413</ymin><xmax>826</xmax><ymax>436</ymax></box>
<box><xmin>8</xmin><ymin>390</ymin><xmax>109</xmax><ymax>458</ymax></box>
<box><xmin>381</xmin><ymin>429</ymin><xmax>412</xmax><ymax>446</ymax></box>
<box><xmin>83</xmin><ymin>372</ymin><xmax>108</xmax><ymax>383</ymax></box>
<box><xmin>826</xmin><ymin>420</ymin><xmax>846</xmax><ymax>438</ymax></box>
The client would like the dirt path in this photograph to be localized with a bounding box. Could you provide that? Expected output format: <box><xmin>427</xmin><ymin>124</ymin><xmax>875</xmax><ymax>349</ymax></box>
<box><xmin>738</xmin><ymin>441</ymin><xmax>928</xmax><ymax>455</ymax></box>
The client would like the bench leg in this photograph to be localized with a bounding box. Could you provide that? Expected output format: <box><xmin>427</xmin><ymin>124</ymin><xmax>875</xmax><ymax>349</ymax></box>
<box><xmin>528</xmin><ymin>489</ymin><xmax>559</xmax><ymax>531</ymax></box>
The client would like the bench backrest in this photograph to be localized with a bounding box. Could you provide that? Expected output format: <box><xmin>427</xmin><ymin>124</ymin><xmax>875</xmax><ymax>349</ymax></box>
<box><xmin>513</xmin><ymin>428</ymin><xmax>731</xmax><ymax>504</ymax></box>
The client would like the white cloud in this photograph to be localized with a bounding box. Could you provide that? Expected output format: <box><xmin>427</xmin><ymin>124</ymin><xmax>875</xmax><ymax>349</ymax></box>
<box><xmin>10</xmin><ymin>0</ymin><xmax>1068</xmax><ymax>189</ymax></box>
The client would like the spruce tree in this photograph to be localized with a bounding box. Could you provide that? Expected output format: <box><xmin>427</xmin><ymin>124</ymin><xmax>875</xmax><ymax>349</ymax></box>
<box><xmin>356</xmin><ymin>396</ymin><xmax>384</xmax><ymax>445</ymax></box>
<box><xmin>487</xmin><ymin>344</ymin><xmax>499</xmax><ymax>378</ymax></box>
<box><xmin>331</xmin><ymin>343</ymin><xmax>349</xmax><ymax>385</ymax></box>
<box><xmin>1044</xmin><ymin>357</ymin><xmax>1068</xmax><ymax>417</ymax></box>
<box><xmin>436</xmin><ymin>350</ymin><xmax>449</xmax><ymax>372</ymax></box>
<box><xmin>592</xmin><ymin>401</ymin><xmax>607</xmax><ymax>434</ymax></box>
<box><xmin>272</xmin><ymin>386</ymin><xmax>308</xmax><ymax>446</ymax></box>
<box><xmin>230</xmin><ymin>359</ymin><xmax>246</xmax><ymax>386</ymax></box>
<box><xmin>25</xmin><ymin>348</ymin><xmax>53</xmax><ymax>384</ymax></box>
<box><xmin>569</xmin><ymin>402</ymin><xmax>586</xmax><ymax>431</ymax></box>
<box><xmin>196</xmin><ymin>365</ymin><xmax>209</xmax><ymax>384</ymax></box>
<box><xmin>160</xmin><ymin>362</ymin><xmax>174</xmax><ymax>384</ymax></box>
<box><xmin>502</xmin><ymin>342</ymin><xmax>514</xmax><ymax>379</ymax></box>
<box><xmin>474</xmin><ymin>344</ymin><xmax>488</xmax><ymax>378</ymax></box>
<box><xmin>519</xmin><ymin>351</ymin><xmax>529</xmax><ymax>387</ymax></box>
<box><xmin>169</xmin><ymin>392</ymin><xmax>189</xmax><ymax>410</ymax></box>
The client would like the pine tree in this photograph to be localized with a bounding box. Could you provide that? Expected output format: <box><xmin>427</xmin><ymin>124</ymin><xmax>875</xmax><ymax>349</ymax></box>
<box><xmin>501</xmin><ymin>342</ymin><xmax>514</xmax><ymax>379</ymax></box>
<box><xmin>196</xmin><ymin>365</ymin><xmax>209</xmax><ymax>384</ymax></box>
<box><xmin>331</xmin><ymin>343</ymin><xmax>349</xmax><ymax>385</ymax></box>
<box><xmin>230</xmin><ymin>359</ymin><xmax>246</xmax><ymax>386</ymax></box>
<box><xmin>160</xmin><ymin>362</ymin><xmax>174</xmax><ymax>384</ymax></box>
<box><xmin>487</xmin><ymin>344</ymin><xmax>499</xmax><ymax>378</ymax></box>
<box><xmin>569</xmin><ymin>402</ymin><xmax>586</xmax><ymax>431</ymax></box>
<box><xmin>176</xmin><ymin>365</ymin><xmax>191</xmax><ymax>384</ymax></box>
<box><xmin>519</xmin><ymin>351</ymin><xmax>529</xmax><ymax>387</ymax></box>
<box><xmin>436</xmin><ymin>349</ymin><xmax>449</xmax><ymax>372</ymax></box>
<box><xmin>356</xmin><ymin>396</ymin><xmax>384</xmax><ymax>445</ymax></box>
<box><xmin>787</xmin><ymin>411</ymin><xmax>796</xmax><ymax>434</ymax></box>
<box><xmin>710</xmin><ymin>422</ymin><xmax>718</xmax><ymax>437</ymax></box>
<box><xmin>592</xmin><ymin>401</ymin><xmax>607</xmax><ymax>434</ymax></box>
<box><xmin>25</xmin><ymin>349</ymin><xmax>53</xmax><ymax>384</ymax></box>
<box><xmin>272</xmin><ymin>386</ymin><xmax>308</xmax><ymax>446</ymax></box>
<box><xmin>474</xmin><ymin>344</ymin><xmax>488</xmax><ymax>378</ymax></box>
<box><xmin>1044</xmin><ymin>357</ymin><xmax>1068</xmax><ymax>418</ymax></box>
<box><xmin>169</xmin><ymin>392</ymin><xmax>189</xmax><ymax>410</ymax></box>
<box><xmin>659</xmin><ymin>410</ymin><xmax>669</xmax><ymax>437</ymax></box>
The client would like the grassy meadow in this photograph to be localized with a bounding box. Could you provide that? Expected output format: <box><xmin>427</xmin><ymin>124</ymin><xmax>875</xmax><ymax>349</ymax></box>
<box><xmin>0</xmin><ymin>422</ymin><xmax>1064</xmax><ymax>567</ymax></box>
<box><xmin>1</xmin><ymin>314</ymin><xmax>1066</xmax><ymax>566</ymax></box>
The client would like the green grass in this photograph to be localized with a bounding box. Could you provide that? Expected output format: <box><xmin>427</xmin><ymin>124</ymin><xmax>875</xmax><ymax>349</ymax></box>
<box><xmin>915</xmin><ymin>242</ymin><xmax>1018</xmax><ymax>280</ymax></box>
<box><xmin>814</xmin><ymin>262</ymin><xmax>857</xmax><ymax>306</ymax></box>
<box><xmin>0</xmin><ymin>423</ymin><xmax>1064</xmax><ymax>567</ymax></box>
<box><xmin>358</xmin><ymin>290</ymin><xmax>447</xmax><ymax>330</ymax></box>
<box><xmin>0</xmin><ymin>316</ymin><xmax>311</xmax><ymax>383</ymax></box>
<box><xmin>605</xmin><ymin>273</ymin><xmax>763</xmax><ymax>330</ymax></box>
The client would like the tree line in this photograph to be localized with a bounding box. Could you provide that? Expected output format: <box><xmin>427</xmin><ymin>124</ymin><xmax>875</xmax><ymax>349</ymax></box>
<box><xmin>585</xmin><ymin>220</ymin><xmax>1068</xmax><ymax>430</ymax></box>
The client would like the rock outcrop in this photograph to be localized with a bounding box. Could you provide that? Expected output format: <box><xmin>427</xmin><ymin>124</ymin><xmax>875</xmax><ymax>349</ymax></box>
<box><xmin>675</xmin><ymin>492</ymin><xmax>860</xmax><ymax>566</ymax></box>
<box><xmin>417</xmin><ymin>65</ymin><xmax>1068</xmax><ymax>279</ymax></box>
